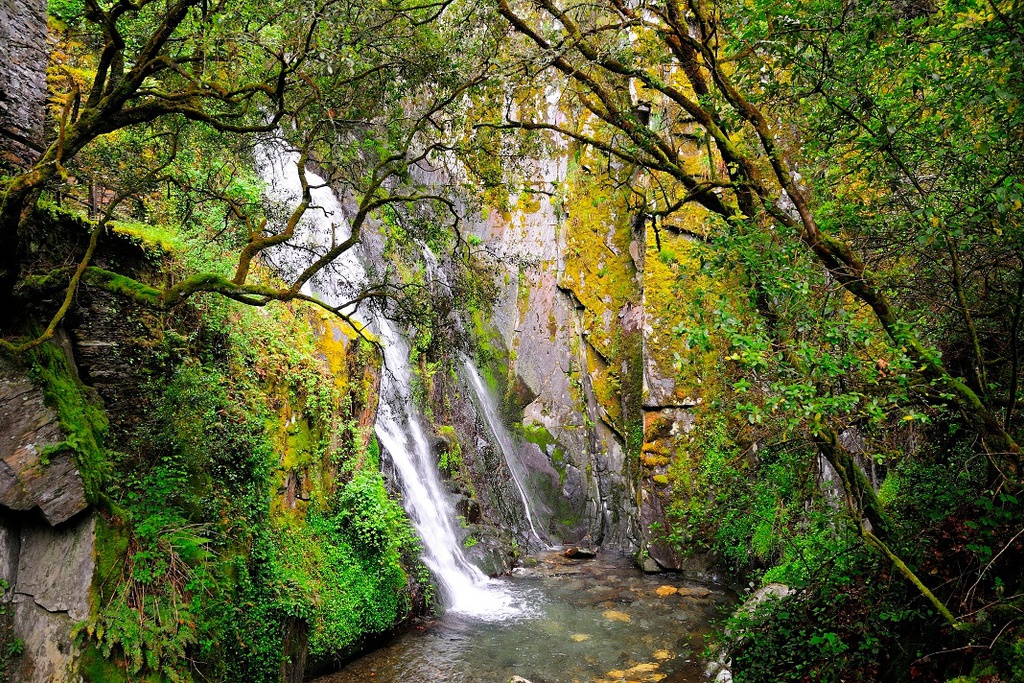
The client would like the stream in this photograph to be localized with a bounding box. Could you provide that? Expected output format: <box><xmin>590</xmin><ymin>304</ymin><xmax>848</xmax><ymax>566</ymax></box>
<box><xmin>314</xmin><ymin>551</ymin><xmax>731</xmax><ymax>683</ymax></box>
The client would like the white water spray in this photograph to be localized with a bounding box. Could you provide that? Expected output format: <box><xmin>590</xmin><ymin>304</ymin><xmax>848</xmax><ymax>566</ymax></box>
<box><xmin>255</xmin><ymin>139</ymin><xmax>365</xmax><ymax>310</ymax></box>
<box><xmin>463</xmin><ymin>359</ymin><xmax>550</xmax><ymax>549</ymax></box>
<box><xmin>375</xmin><ymin>319</ymin><xmax>524</xmax><ymax>618</ymax></box>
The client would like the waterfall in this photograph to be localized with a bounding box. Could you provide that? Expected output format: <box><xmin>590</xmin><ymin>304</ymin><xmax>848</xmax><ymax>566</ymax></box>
<box><xmin>255</xmin><ymin>138</ymin><xmax>365</xmax><ymax>311</ymax></box>
<box><xmin>463</xmin><ymin>360</ymin><xmax>551</xmax><ymax>550</ymax></box>
<box><xmin>375</xmin><ymin>319</ymin><xmax>522</xmax><ymax>618</ymax></box>
<box><xmin>257</xmin><ymin>139</ymin><xmax>522</xmax><ymax>620</ymax></box>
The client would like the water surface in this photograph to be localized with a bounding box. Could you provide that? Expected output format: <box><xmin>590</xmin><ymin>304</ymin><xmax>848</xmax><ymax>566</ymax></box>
<box><xmin>316</xmin><ymin>551</ymin><xmax>731</xmax><ymax>683</ymax></box>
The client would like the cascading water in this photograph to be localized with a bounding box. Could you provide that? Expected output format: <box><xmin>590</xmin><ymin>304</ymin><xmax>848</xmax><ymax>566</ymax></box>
<box><xmin>255</xmin><ymin>138</ymin><xmax>365</xmax><ymax>310</ymax></box>
<box><xmin>375</xmin><ymin>319</ymin><xmax>524</xmax><ymax>618</ymax></box>
<box><xmin>463</xmin><ymin>359</ymin><xmax>551</xmax><ymax>550</ymax></box>
<box><xmin>257</xmin><ymin>139</ymin><xmax>523</xmax><ymax>619</ymax></box>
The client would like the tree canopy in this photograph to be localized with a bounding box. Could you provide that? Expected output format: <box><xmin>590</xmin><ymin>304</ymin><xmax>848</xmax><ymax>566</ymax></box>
<box><xmin>2</xmin><ymin>0</ymin><xmax>1024</xmax><ymax>678</ymax></box>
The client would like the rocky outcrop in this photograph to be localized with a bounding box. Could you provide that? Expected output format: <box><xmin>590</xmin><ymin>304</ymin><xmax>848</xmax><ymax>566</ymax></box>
<box><xmin>0</xmin><ymin>372</ymin><xmax>87</xmax><ymax>525</ymax></box>
<box><xmin>466</xmin><ymin>160</ymin><xmax>644</xmax><ymax>552</ymax></box>
<box><xmin>0</xmin><ymin>352</ymin><xmax>94</xmax><ymax>682</ymax></box>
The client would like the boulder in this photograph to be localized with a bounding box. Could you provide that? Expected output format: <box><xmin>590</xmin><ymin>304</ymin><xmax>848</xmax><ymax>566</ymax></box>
<box><xmin>639</xmin><ymin>554</ymin><xmax>662</xmax><ymax>573</ymax></box>
<box><xmin>741</xmin><ymin>583</ymin><xmax>794</xmax><ymax>615</ymax></box>
<box><xmin>0</xmin><ymin>374</ymin><xmax>87</xmax><ymax>525</ymax></box>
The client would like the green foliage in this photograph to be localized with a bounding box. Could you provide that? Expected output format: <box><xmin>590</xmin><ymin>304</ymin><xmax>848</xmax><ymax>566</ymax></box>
<box><xmin>279</xmin><ymin>469</ymin><xmax>420</xmax><ymax>658</ymax></box>
<box><xmin>437</xmin><ymin>425</ymin><xmax>464</xmax><ymax>476</ymax></box>
<box><xmin>69</xmin><ymin>290</ymin><xmax>421</xmax><ymax>681</ymax></box>
<box><xmin>47</xmin><ymin>0</ymin><xmax>84</xmax><ymax>23</ymax></box>
<box><xmin>81</xmin><ymin>360</ymin><xmax>284</xmax><ymax>682</ymax></box>
<box><xmin>727</xmin><ymin>567</ymin><xmax>883</xmax><ymax>683</ymax></box>
<box><xmin>712</xmin><ymin>429</ymin><xmax>1024</xmax><ymax>681</ymax></box>
<box><xmin>665</xmin><ymin>417</ymin><xmax>816</xmax><ymax>573</ymax></box>
<box><xmin>337</xmin><ymin>470</ymin><xmax>417</xmax><ymax>556</ymax></box>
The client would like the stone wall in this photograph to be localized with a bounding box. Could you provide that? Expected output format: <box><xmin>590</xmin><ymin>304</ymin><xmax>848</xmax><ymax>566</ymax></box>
<box><xmin>0</xmin><ymin>0</ymin><xmax>48</xmax><ymax>168</ymax></box>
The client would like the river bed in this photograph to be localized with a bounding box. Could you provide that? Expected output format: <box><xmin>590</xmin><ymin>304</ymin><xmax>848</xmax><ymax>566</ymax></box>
<box><xmin>315</xmin><ymin>550</ymin><xmax>732</xmax><ymax>683</ymax></box>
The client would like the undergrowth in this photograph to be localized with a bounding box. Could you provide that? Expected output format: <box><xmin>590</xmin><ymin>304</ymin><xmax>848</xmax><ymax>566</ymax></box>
<box><xmin>66</xmin><ymin>291</ymin><xmax>421</xmax><ymax>682</ymax></box>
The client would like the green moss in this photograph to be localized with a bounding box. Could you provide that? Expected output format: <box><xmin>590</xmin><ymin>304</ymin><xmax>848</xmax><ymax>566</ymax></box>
<box><xmin>92</xmin><ymin>515</ymin><xmax>129</xmax><ymax>590</ymax></box>
<box><xmin>83</xmin><ymin>267</ymin><xmax>163</xmax><ymax>306</ymax></box>
<box><xmin>79</xmin><ymin>644</ymin><xmax>159</xmax><ymax>683</ymax></box>
<box><xmin>28</xmin><ymin>340</ymin><xmax>109</xmax><ymax>505</ymax></box>
<box><xmin>282</xmin><ymin>415</ymin><xmax>315</xmax><ymax>471</ymax></box>
<box><xmin>436</xmin><ymin>425</ymin><xmax>463</xmax><ymax>474</ymax></box>
<box><xmin>517</xmin><ymin>422</ymin><xmax>555</xmax><ymax>450</ymax></box>
<box><xmin>110</xmin><ymin>220</ymin><xmax>182</xmax><ymax>254</ymax></box>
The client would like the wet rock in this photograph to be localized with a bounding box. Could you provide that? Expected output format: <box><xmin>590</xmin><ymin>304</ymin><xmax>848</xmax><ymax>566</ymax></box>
<box><xmin>639</xmin><ymin>554</ymin><xmax>662</xmax><ymax>573</ymax></box>
<box><xmin>465</xmin><ymin>525</ymin><xmax>516</xmax><ymax>576</ymax></box>
<box><xmin>508</xmin><ymin>677</ymin><xmax>534</xmax><ymax>683</ymax></box>
<box><xmin>581</xmin><ymin>587</ymin><xmax>619</xmax><ymax>605</ymax></box>
<box><xmin>602</xmin><ymin>609</ymin><xmax>631</xmax><ymax>623</ymax></box>
<box><xmin>563</xmin><ymin>545</ymin><xmax>597</xmax><ymax>559</ymax></box>
<box><xmin>454</xmin><ymin>495</ymin><xmax>482</xmax><ymax>524</ymax></box>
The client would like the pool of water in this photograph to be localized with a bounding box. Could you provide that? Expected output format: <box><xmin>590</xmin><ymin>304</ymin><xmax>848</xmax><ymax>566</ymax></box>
<box><xmin>314</xmin><ymin>551</ymin><xmax>732</xmax><ymax>683</ymax></box>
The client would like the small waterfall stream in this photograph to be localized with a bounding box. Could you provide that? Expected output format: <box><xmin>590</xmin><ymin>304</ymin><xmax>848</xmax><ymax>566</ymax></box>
<box><xmin>257</xmin><ymin>140</ymin><xmax>522</xmax><ymax>619</ymax></box>
<box><xmin>463</xmin><ymin>359</ymin><xmax>550</xmax><ymax>549</ymax></box>
<box><xmin>375</xmin><ymin>319</ymin><xmax>523</xmax><ymax>618</ymax></box>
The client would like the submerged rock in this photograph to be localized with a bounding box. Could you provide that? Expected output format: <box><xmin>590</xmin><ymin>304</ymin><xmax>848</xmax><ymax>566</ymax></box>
<box><xmin>639</xmin><ymin>554</ymin><xmax>662</xmax><ymax>573</ymax></box>
<box><xmin>602</xmin><ymin>609</ymin><xmax>632</xmax><ymax>623</ymax></box>
<box><xmin>677</xmin><ymin>585</ymin><xmax>713</xmax><ymax>599</ymax></box>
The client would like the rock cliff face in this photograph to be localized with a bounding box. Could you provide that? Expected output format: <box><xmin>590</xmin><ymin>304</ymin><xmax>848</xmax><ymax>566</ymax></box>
<box><xmin>0</xmin><ymin>509</ymin><xmax>95</xmax><ymax>683</ymax></box>
<box><xmin>0</xmin><ymin>13</ymin><xmax>99</xmax><ymax>676</ymax></box>
<box><xmin>469</xmin><ymin>164</ymin><xmax>645</xmax><ymax>552</ymax></box>
<box><xmin>0</xmin><ymin>371</ymin><xmax>88</xmax><ymax>525</ymax></box>
<box><xmin>0</xmin><ymin>269</ymin><xmax>152</xmax><ymax>680</ymax></box>
<box><xmin>0</xmin><ymin>351</ymin><xmax>93</xmax><ymax>682</ymax></box>
<box><xmin>381</xmin><ymin>158</ymin><xmax>646</xmax><ymax>558</ymax></box>
<box><xmin>0</xmin><ymin>0</ymin><xmax>47</xmax><ymax>168</ymax></box>
<box><xmin>421</xmin><ymin>148</ymin><xmax>718</xmax><ymax>572</ymax></box>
